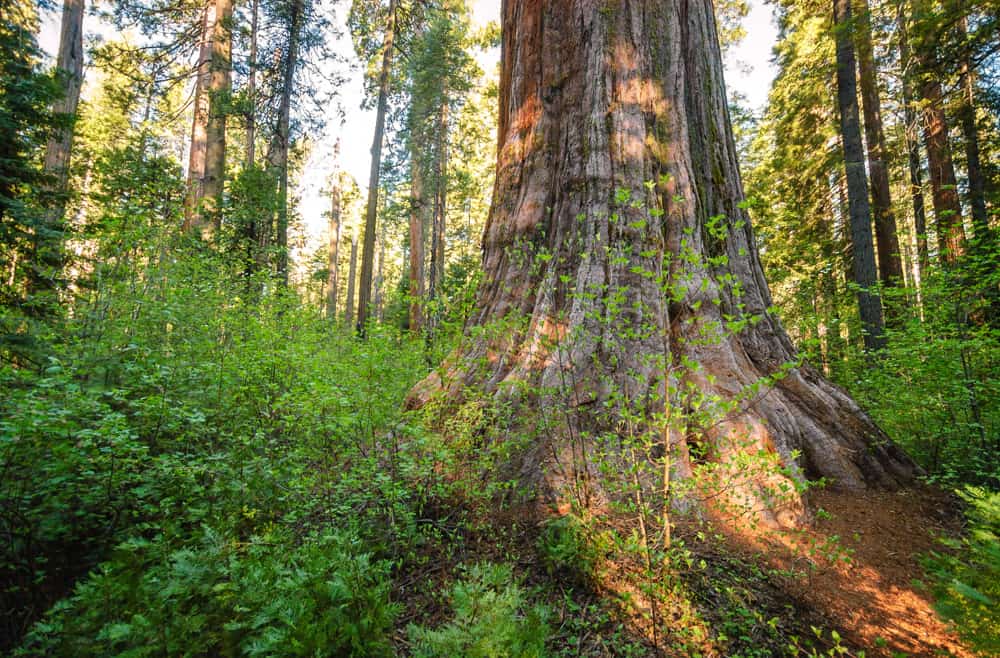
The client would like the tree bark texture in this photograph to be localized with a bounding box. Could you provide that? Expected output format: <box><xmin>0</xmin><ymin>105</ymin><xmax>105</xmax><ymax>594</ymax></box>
<box><xmin>201</xmin><ymin>0</ymin><xmax>233</xmax><ymax>233</ymax></box>
<box><xmin>408</xmin><ymin>0</ymin><xmax>916</xmax><ymax>522</ymax></box>
<box><xmin>834</xmin><ymin>0</ymin><xmax>885</xmax><ymax>351</ymax></box>
<box><xmin>357</xmin><ymin>0</ymin><xmax>398</xmax><ymax>331</ymax></box>
<box><xmin>852</xmin><ymin>0</ymin><xmax>903</xmax><ymax>286</ymax></box>
<box><xmin>184</xmin><ymin>2</ymin><xmax>216</xmax><ymax>234</ymax></box>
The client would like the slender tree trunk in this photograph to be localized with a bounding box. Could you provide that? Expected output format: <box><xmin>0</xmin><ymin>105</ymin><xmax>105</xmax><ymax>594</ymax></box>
<box><xmin>346</xmin><ymin>231</ymin><xmax>358</xmax><ymax>328</ymax></box>
<box><xmin>184</xmin><ymin>2</ymin><xmax>216</xmax><ymax>233</ymax></box>
<box><xmin>245</xmin><ymin>0</ymin><xmax>259</xmax><ymax>167</ymax></box>
<box><xmin>408</xmin><ymin>0</ymin><xmax>916</xmax><ymax>523</ymax></box>
<box><xmin>357</xmin><ymin>0</ymin><xmax>398</xmax><ymax>332</ymax></box>
<box><xmin>834</xmin><ymin>0</ymin><xmax>885</xmax><ymax>351</ymax></box>
<box><xmin>853</xmin><ymin>0</ymin><xmax>903</xmax><ymax>286</ymax></box>
<box><xmin>375</xmin><ymin>226</ymin><xmax>385</xmax><ymax>322</ymax></box>
<box><xmin>326</xmin><ymin>175</ymin><xmax>341</xmax><ymax>319</ymax></box>
<box><xmin>271</xmin><ymin>0</ymin><xmax>302</xmax><ymax>285</ymax></box>
<box><xmin>202</xmin><ymin>0</ymin><xmax>233</xmax><ymax>234</ymax></box>
<box><xmin>429</xmin><ymin>100</ymin><xmax>449</xmax><ymax>309</ymax></box>
<box><xmin>409</xmin><ymin>150</ymin><xmax>426</xmax><ymax>333</ymax></box>
<box><xmin>896</xmin><ymin>5</ymin><xmax>930</xmax><ymax>278</ymax></box>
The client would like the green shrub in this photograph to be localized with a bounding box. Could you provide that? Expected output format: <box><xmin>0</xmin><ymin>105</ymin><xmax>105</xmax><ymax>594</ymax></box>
<box><xmin>536</xmin><ymin>514</ymin><xmax>607</xmax><ymax>585</ymax></box>
<box><xmin>18</xmin><ymin>529</ymin><xmax>399</xmax><ymax>657</ymax></box>
<box><xmin>408</xmin><ymin>563</ymin><xmax>550</xmax><ymax>657</ymax></box>
<box><xmin>923</xmin><ymin>487</ymin><xmax>1000</xmax><ymax>655</ymax></box>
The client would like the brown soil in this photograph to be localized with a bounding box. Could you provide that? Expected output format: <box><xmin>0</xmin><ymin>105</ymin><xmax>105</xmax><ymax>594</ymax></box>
<box><xmin>742</xmin><ymin>485</ymin><xmax>976</xmax><ymax>657</ymax></box>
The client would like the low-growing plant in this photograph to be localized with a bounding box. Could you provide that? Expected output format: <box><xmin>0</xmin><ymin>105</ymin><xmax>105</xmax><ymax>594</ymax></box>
<box><xmin>407</xmin><ymin>562</ymin><xmax>550</xmax><ymax>657</ymax></box>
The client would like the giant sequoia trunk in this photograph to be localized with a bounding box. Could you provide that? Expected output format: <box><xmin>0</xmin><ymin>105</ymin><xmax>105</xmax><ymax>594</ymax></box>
<box><xmin>408</xmin><ymin>0</ymin><xmax>916</xmax><ymax>522</ymax></box>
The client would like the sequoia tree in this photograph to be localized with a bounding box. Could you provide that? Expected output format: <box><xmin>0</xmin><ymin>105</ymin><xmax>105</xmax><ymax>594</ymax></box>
<box><xmin>408</xmin><ymin>0</ymin><xmax>916</xmax><ymax>522</ymax></box>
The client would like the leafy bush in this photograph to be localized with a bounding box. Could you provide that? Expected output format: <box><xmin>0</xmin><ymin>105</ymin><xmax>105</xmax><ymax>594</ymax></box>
<box><xmin>923</xmin><ymin>487</ymin><xmax>1000</xmax><ymax>655</ymax></box>
<box><xmin>408</xmin><ymin>563</ymin><xmax>550</xmax><ymax>657</ymax></box>
<box><xmin>536</xmin><ymin>514</ymin><xmax>608</xmax><ymax>585</ymax></box>
<box><xmin>17</xmin><ymin>528</ymin><xmax>399</xmax><ymax>657</ymax></box>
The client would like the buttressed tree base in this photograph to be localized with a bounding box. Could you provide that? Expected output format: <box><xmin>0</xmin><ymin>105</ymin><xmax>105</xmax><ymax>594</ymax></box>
<box><xmin>408</xmin><ymin>0</ymin><xmax>917</xmax><ymax>525</ymax></box>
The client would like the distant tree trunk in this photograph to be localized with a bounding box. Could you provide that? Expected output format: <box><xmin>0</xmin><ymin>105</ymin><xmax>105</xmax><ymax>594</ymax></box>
<box><xmin>35</xmin><ymin>0</ymin><xmax>84</xmax><ymax>296</ymax></box>
<box><xmin>346</xmin><ymin>231</ymin><xmax>358</xmax><ymax>328</ymax></box>
<box><xmin>896</xmin><ymin>7</ymin><xmax>930</xmax><ymax>280</ymax></box>
<box><xmin>920</xmin><ymin>78</ymin><xmax>965</xmax><ymax>265</ymax></box>
<box><xmin>202</xmin><ymin>0</ymin><xmax>233</xmax><ymax>234</ymax></box>
<box><xmin>408</xmin><ymin>0</ymin><xmax>915</xmax><ymax>523</ymax></box>
<box><xmin>957</xmin><ymin>20</ymin><xmax>991</xmax><ymax>251</ymax></box>
<box><xmin>409</xmin><ymin>150</ymin><xmax>426</xmax><ymax>333</ymax></box>
<box><xmin>326</xmin><ymin>176</ymin><xmax>341</xmax><ymax>319</ymax></box>
<box><xmin>896</xmin><ymin>6</ymin><xmax>929</xmax><ymax>278</ymax></box>
<box><xmin>184</xmin><ymin>2</ymin><xmax>216</xmax><ymax>234</ymax></box>
<box><xmin>245</xmin><ymin>0</ymin><xmax>259</xmax><ymax>167</ymax></box>
<box><xmin>834</xmin><ymin>0</ymin><xmax>885</xmax><ymax>351</ymax></box>
<box><xmin>357</xmin><ymin>0</ymin><xmax>398</xmax><ymax>331</ymax></box>
<box><xmin>42</xmin><ymin>0</ymin><xmax>84</xmax><ymax>215</ymax></box>
<box><xmin>909</xmin><ymin>0</ymin><xmax>964</xmax><ymax>264</ymax></box>
<box><xmin>853</xmin><ymin>0</ymin><xmax>903</xmax><ymax>286</ymax></box>
<box><xmin>428</xmin><ymin>100</ymin><xmax>449</xmax><ymax>309</ymax></box>
<box><xmin>270</xmin><ymin>0</ymin><xmax>302</xmax><ymax>285</ymax></box>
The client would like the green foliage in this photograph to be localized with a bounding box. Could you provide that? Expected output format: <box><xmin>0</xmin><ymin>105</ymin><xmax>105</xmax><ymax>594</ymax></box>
<box><xmin>0</xmin><ymin>0</ymin><xmax>63</xmax><ymax>322</ymax></box>
<box><xmin>407</xmin><ymin>563</ymin><xmax>550</xmax><ymax>657</ymax></box>
<box><xmin>18</xmin><ymin>529</ymin><xmax>398</xmax><ymax>657</ymax></box>
<box><xmin>923</xmin><ymin>487</ymin><xmax>1000</xmax><ymax>654</ymax></box>
<box><xmin>833</xmin><ymin>272</ymin><xmax>999</xmax><ymax>488</ymax></box>
<box><xmin>536</xmin><ymin>514</ymin><xmax>607</xmax><ymax>585</ymax></box>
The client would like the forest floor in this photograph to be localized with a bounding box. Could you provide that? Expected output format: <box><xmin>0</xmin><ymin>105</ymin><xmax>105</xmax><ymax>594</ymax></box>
<box><xmin>393</xmin><ymin>484</ymin><xmax>976</xmax><ymax>657</ymax></box>
<box><xmin>698</xmin><ymin>484</ymin><xmax>975</xmax><ymax>657</ymax></box>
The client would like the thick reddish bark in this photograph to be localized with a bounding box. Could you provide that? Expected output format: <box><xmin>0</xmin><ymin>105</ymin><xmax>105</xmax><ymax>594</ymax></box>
<box><xmin>409</xmin><ymin>0</ymin><xmax>916</xmax><ymax>522</ymax></box>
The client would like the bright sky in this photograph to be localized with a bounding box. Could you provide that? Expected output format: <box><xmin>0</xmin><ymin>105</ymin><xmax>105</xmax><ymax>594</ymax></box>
<box><xmin>39</xmin><ymin>0</ymin><xmax>778</xmax><ymax>248</ymax></box>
